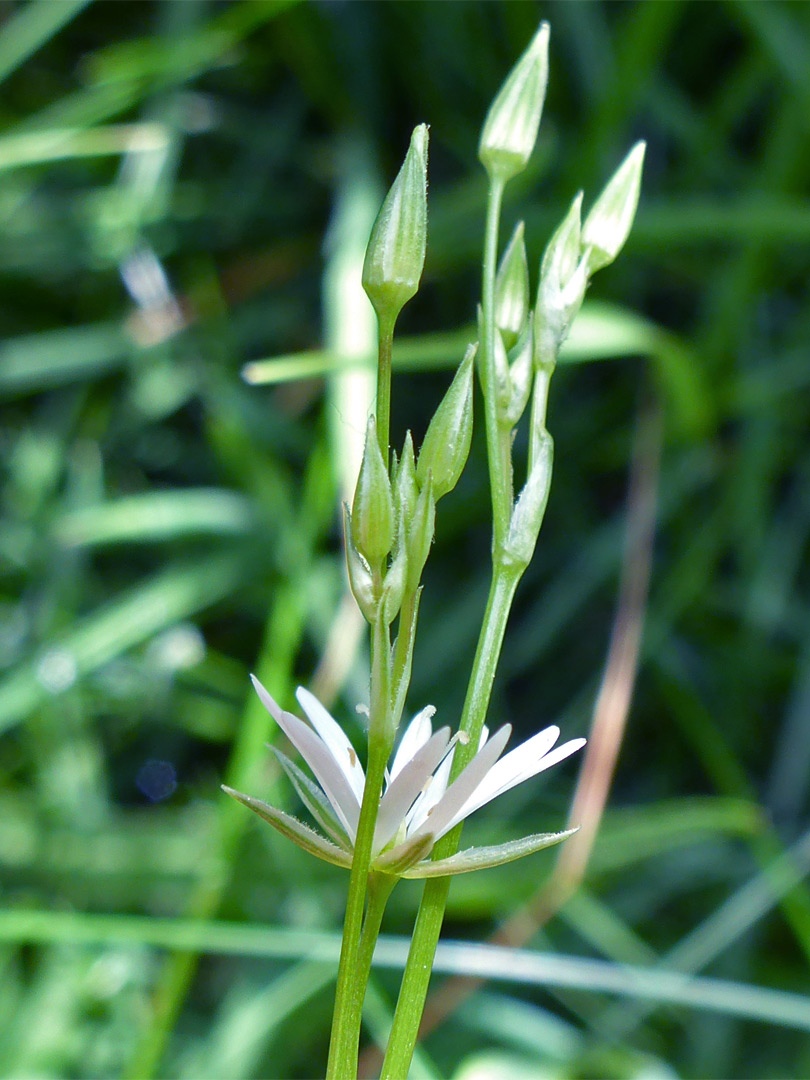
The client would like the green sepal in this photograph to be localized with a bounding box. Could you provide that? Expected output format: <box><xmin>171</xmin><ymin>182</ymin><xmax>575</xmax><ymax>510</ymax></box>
<box><xmin>503</xmin><ymin>317</ymin><xmax>534</xmax><ymax>426</ymax></box>
<box><xmin>535</xmin><ymin>192</ymin><xmax>585</xmax><ymax>364</ymax></box>
<box><xmin>351</xmin><ymin>417</ymin><xmax>394</xmax><ymax>563</ymax></box>
<box><xmin>381</xmin><ymin>523</ymin><xmax>408</xmax><ymax>625</ymax></box>
<box><xmin>502</xmin><ymin>430</ymin><xmax>553</xmax><ymax>569</ymax></box>
<box><xmin>494</xmin><ymin>220</ymin><xmax>530</xmax><ymax>350</ymax></box>
<box><xmin>343</xmin><ymin>504</ymin><xmax>378</xmax><ymax>623</ymax></box>
<box><xmin>416</xmin><ymin>345</ymin><xmax>475</xmax><ymax>500</ymax></box>
<box><xmin>405</xmin><ymin>471</ymin><xmax>435</xmax><ymax>591</ymax></box>
<box><xmin>269</xmin><ymin>746</ymin><xmax>353</xmax><ymax>851</ymax></box>
<box><xmin>402</xmin><ymin>827</ymin><xmax>578</xmax><ymax>878</ymax></box>
<box><xmin>393</xmin><ymin>431</ymin><xmax>419</xmax><ymax>522</ymax></box>
<box><xmin>222</xmin><ymin>785</ymin><xmax>353</xmax><ymax>869</ymax></box>
<box><xmin>373</xmin><ymin>832</ymin><xmax>435</xmax><ymax>876</ymax></box>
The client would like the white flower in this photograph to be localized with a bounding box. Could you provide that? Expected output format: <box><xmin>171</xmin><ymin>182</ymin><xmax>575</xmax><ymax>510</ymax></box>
<box><xmin>223</xmin><ymin>676</ymin><xmax>585</xmax><ymax>878</ymax></box>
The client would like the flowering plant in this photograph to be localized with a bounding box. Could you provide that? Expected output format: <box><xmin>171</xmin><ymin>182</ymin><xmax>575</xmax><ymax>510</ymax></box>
<box><xmin>226</xmin><ymin>677</ymin><xmax>584</xmax><ymax>877</ymax></box>
<box><xmin>227</xmin><ymin>21</ymin><xmax>642</xmax><ymax>1078</ymax></box>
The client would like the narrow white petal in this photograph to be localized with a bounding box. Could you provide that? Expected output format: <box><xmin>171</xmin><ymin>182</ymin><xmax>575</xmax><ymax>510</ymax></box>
<box><xmin>406</xmin><ymin>747</ymin><xmax>453</xmax><ymax>832</ymax></box>
<box><xmin>454</xmin><ymin>725</ymin><xmax>560</xmax><ymax>821</ymax></box>
<box><xmin>251</xmin><ymin>675</ymin><xmax>360</xmax><ymax>838</ymax></box>
<box><xmin>409</xmin><ymin>725</ymin><xmax>512</xmax><ymax>843</ymax></box>
<box><xmin>406</xmin><ymin>721</ymin><xmax>489</xmax><ymax>833</ymax></box>
<box><xmin>390</xmin><ymin>705</ymin><xmax>435</xmax><ymax>781</ymax></box>
<box><xmin>448</xmin><ymin>733</ymin><xmax>586</xmax><ymax>831</ymax></box>
<box><xmin>296</xmin><ymin>686</ymin><xmax>366</xmax><ymax>803</ymax></box>
<box><xmin>374</xmin><ymin>727</ymin><xmax>450</xmax><ymax>853</ymax></box>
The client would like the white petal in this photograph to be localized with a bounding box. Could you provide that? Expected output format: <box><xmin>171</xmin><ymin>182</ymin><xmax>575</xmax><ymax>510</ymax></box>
<box><xmin>251</xmin><ymin>675</ymin><xmax>360</xmax><ymax>838</ymax></box>
<box><xmin>390</xmin><ymin>705</ymin><xmax>435</xmax><ymax>781</ymax></box>
<box><xmin>448</xmin><ymin>732</ymin><xmax>586</xmax><ymax>831</ymax></box>
<box><xmin>455</xmin><ymin>725</ymin><xmax>560</xmax><ymax>820</ymax></box>
<box><xmin>374</xmin><ymin>727</ymin><xmax>450</xmax><ymax>853</ymax></box>
<box><xmin>406</xmin><ymin>724</ymin><xmax>487</xmax><ymax>832</ymax></box>
<box><xmin>409</xmin><ymin>725</ymin><xmax>512</xmax><ymax>843</ymax></box>
<box><xmin>296</xmin><ymin>685</ymin><xmax>366</xmax><ymax>803</ymax></box>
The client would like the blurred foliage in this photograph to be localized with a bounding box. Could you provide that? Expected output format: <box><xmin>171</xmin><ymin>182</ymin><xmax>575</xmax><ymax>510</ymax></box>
<box><xmin>2</xmin><ymin>1</ymin><xmax>810</xmax><ymax>1078</ymax></box>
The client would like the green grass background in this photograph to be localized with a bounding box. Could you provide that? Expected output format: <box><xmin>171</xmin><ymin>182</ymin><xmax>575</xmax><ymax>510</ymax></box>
<box><xmin>2</xmin><ymin>1</ymin><xmax>810</xmax><ymax>1077</ymax></box>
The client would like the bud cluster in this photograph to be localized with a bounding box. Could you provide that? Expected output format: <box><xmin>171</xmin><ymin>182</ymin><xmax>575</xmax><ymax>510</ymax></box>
<box><xmin>345</xmin><ymin>353</ymin><xmax>473</xmax><ymax>625</ymax></box>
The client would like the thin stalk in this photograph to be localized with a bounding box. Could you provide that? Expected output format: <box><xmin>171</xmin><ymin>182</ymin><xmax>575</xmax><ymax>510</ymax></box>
<box><xmin>390</xmin><ymin>588</ymin><xmax>421</xmax><ymax>731</ymax></box>
<box><xmin>528</xmin><ymin>364</ymin><xmax>553</xmax><ymax>473</ymax></box>
<box><xmin>376</xmin><ymin>313</ymin><xmax>396</xmax><ymax>460</ymax></box>
<box><xmin>356</xmin><ymin>872</ymin><xmax>398</xmax><ymax>1007</ymax></box>
<box><xmin>480</xmin><ymin>175</ymin><xmax>512</xmax><ymax>548</ymax></box>
<box><xmin>379</xmin><ymin>564</ymin><xmax>520</xmax><ymax>1079</ymax></box>
<box><xmin>326</xmin><ymin>618</ymin><xmax>390</xmax><ymax>1079</ymax></box>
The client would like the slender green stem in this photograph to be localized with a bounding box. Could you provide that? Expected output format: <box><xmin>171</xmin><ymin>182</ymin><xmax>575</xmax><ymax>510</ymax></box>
<box><xmin>356</xmin><ymin>872</ymin><xmax>397</xmax><ymax>1000</ymax></box>
<box><xmin>480</xmin><ymin>175</ymin><xmax>512</xmax><ymax>549</ymax></box>
<box><xmin>326</xmin><ymin>619</ymin><xmax>391</xmax><ymax>1079</ymax></box>
<box><xmin>376</xmin><ymin>313</ymin><xmax>396</xmax><ymax>459</ymax></box>
<box><xmin>390</xmin><ymin>588</ymin><xmax>421</xmax><ymax>731</ymax></box>
<box><xmin>379</xmin><ymin>564</ymin><xmax>520</xmax><ymax>1079</ymax></box>
<box><xmin>528</xmin><ymin>364</ymin><xmax>553</xmax><ymax>473</ymax></box>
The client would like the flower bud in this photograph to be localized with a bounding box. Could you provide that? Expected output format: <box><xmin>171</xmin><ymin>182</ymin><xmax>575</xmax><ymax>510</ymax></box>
<box><xmin>405</xmin><ymin>472</ymin><xmax>435</xmax><ymax>591</ymax></box>
<box><xmin>416</xmin><ymin>345</ymin><xmax>475</xmax><ymax>500</ymax></box>
<box><xmin>362</xmin><ymin>124</ymin><xmax>429</xmax><ymax>327</ymax></box>
<box><xmin>393</xmin><ymin>431</ymin><xmax>419</xmax><ymax>522</ymax></box>
<box><xmin>494</xmin><ymin>220</ymin><xmax>530</xmax><ymax>350</ymax></box>
<box><xmin>582</xmin><ymin>141</ymin><xmax>645</xmax><ymax>274</ymax></box>
<box><xmin>535</xmin><ymin>192</ymin><xmax>587</xmax><ymax>363</ymax></box>
<box><xmin>351</xmin><ymin>417</ymin><xmax>394</xmax><ymax>563</ymax></box>
<box><xmin>504</xmin><ymin>317</ymin><xmax>534</xmax><ymax>426</ymax></box>
<box><xmin>343</xmin><ymin>505</ymin><xmax>378</xmax><ymax>623</ymax></box>
<box><xmin>479</xmin><ymin>23</ymin><xmax>550</xmax><ymax>184</ymax></box>
<box><xmin>503</xmin><ymin>430</ymin><xmax>553</xmax><ymax>569</ymax></box>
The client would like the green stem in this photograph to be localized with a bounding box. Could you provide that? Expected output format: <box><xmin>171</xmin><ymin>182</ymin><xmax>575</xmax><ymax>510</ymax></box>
<box><xmin>390</xmin><ymin>588</ymin><xmax>421</xmax><ymax>731</ymax></box>
<box><xmin>480</xmin><ymin>175</ymin><xmax>512</xmax><ymax>549</ymax></box>
<box><xmin>356</xmin><ymin>872</ymin><xmax>397</xmax><ymax>1000</ymax></box>
<box><xmin>376</xmin><ymin>313</ymin><xmax>396</xmax><ymax>460</ymax></box>
<box><xmin>528</xmin><ymin>363</ymin><xmax>553</xmax><ymax>473</ymax></box>
<box><xmin>379</xmin><ymin>564</ymin><xmax>520</xmax><ymax>1079</ymax></box>
<box><xmin>326</xmin><ymin>618</ymin><xmax>391</xmax><ymax>1079</ymax></box>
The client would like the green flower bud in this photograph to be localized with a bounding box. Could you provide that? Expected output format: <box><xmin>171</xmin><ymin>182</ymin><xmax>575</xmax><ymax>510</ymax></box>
<box><xmin>362</xmin><ymin>124</ymin><xmax>429</xmax><ymax>327</ymax></box>
<box><xmin>494</xmin><ymin>220</ymin><xmax>530</xmax><ymax>350</ymax></box>
<box><xmin>582</xmin><ymin>141</ymin><xmax>645</xmax><ymax>274</ymax></box>
<box><xmin>504</xmin><ymin>317</ymin><xmax>534</xmax><ymax>426</ymax></box>
<box><xmin>405</xmin><ymin>472</ymin><xmax>435</xmax><ymax>591</ymax></box>
<box><xmin>393</xmin><ymin>431</ymin><xmax>419</xmax><ymax>523</ymax></box>
<box><xmin>535</xmin><ymin>192</ymin><xmax>588</xmax><ymax>364</ymax></box>
<box><xmin>351</xmin><ymin>417</ymin><xmax>394</xmax><ymax>563</ymax></box>
<box><xmin>503</xmin><ymin>429</ymin><xmax>553</xmax><ymax>569</ymax></box>
<box><xmin>416</xmin><ymin>345</ymin><xmax>475</xmax><ymax>500</ymax></box>
<box><xmin>479</xmin><ymin>22</ymin><xmax>550</xmax><ymax>184</ymax></box>
<box><xmin>343</xmin><ymin>505</ymin><xmax>378</xmax><ymax>623</ymax></box>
